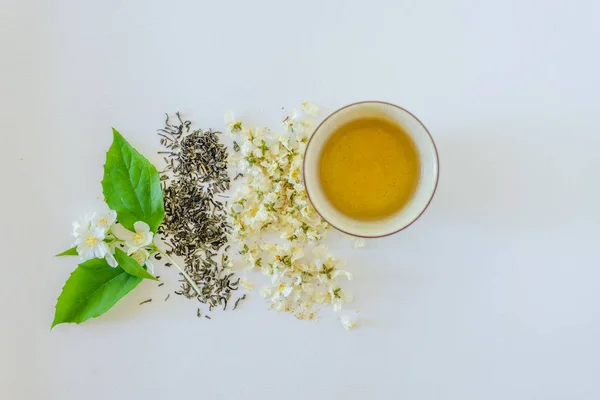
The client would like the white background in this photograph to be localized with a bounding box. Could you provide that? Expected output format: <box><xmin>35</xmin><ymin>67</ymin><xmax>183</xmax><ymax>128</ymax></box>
<box><xmin>1</xmin><ymin>0</ymin><xmax>599</xmax><ymax>399</ymax></box>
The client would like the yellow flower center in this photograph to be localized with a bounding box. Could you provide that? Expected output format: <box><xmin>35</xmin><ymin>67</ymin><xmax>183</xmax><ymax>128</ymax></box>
<box><xmin>99</xmin><ymin>218</ymin><xmax>108</xmax><ymax>226</ymax></box>
<box><xmin>85</xmin><ymin>236</ymin><xmax>98</xmax><ymax>247</ymax></box>
<box><xmin>132</xmin><ymin>252</ymin><xmax>145</xmax><ymax>264</ymax></box>
<box><xmin>133</xmin><ymin>232</ymin><xmax>145</xmax><ymax>245</ymax></box>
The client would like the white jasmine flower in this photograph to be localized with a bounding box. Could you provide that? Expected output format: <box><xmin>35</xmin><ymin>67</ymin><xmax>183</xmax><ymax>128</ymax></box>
<box><xmin>237</xmin><ymin>158</ymin><xmax>250</xmax><ymax>172</ymax></box>
<box><xmin>253</xmin><ymin>127</ymin><xmax>265</xmax><ymax>139</ymax></box>
<box><xmin>118</xmin><ymin>221</ymin><xmax>154</xmax><ymax>254</ymax></box>
<box><xmin>283</xmin><ymin>109</ymin><xmax>299</xmax><ymax>131</ymax></box>
<box><xmin>291</xmin><ymin>247</ymin><xmax>304</xmax><ymax>262</ymax></box>
<box><xmin>260</xmin><ymin>286</ymin><xmax>273</xmax><ymax>298</ymax></box>
<box><xmin>254</xmin><ymin>206</ymin><xmax>270</xmax><ymax>222</ymax></box>
<box><xmin>332</xmin><ymin>299</ymin><xmax>343</xmax><ymax>312</ymax></box>
<box><xmin>247</xmin><ymin>165</ymin><xmax>263</xmax><ymax>178</ymax></box>
<box><xmin>244</xmin><ymin>252</ymin><xmax>261</xmax><ymax>269</ymax></box>
<box><xmin>74</xmin><ymin>226</ymin><xmax>110</xmax><ymax>262</ymax></box>
<box><xmin>92</xmin><ymin>210</ymin><xmax>117</xmax><ymax>232</ymax></box>
<box><xmin>241</xmin><ymin>140</ymin><xmax>255</xmax><ymax>155</ymax></box>
<box><xmin>306</xmin><ymin>230</ymin><xmax>320</xmax><ymax>242</ymax></box>
<box><xmin>269</xmin><ymin>142</ymin><xmax>281</xmax><ymax>156</ymax></box>
<box><xmin>270</xmin><ymin>266</ymin><xmax>286</xmax><ymax>284</ymax></box>
<box><xmin>287</xmin><ymin>167</ymin><xmax>301</xmax><ymax>182</ymax></box>
<box><xmin>240</xmin><ymin>278</ymin><xmax>254</xmax><ymax>291</ymax></box>
<box><xmin>291</xmin><ymin>120</ymin><xmax>305</xmax><ymax>135</ymax></box>
<box><xmin>72</xmin><ymin>213</ymin><xmax>117</xmax><ymax>266</ymax></box>
<box><xmin>72</xmin><ymin>214</ymin><xmax>94</xmax><ymax>238</ymax></box>
<box><xmin>106</xmin><ymin>254</ymin><xmax>117</xmax><ymax>267</ymax></box>
<box><xmin>225</xmin><ymin>111</ymin><xmax>243</xmax><ymax>133</ymax></box>
<box><xmin>292</xmin><ymin>119</ymin><xmax>314</xmax><ymax>137</ymax></box>
<box><xmin>332</xmin><ymin>270</ymin><xmax>353</xmax><ymax>280</ymax></box>
<box><xmin>131</xmin><ymin>248</ymin><xmax>154</xmax><ymax>273</ymax></box>
<box><xmin>340</xmin><ymin>315</ymin><xmax>357</xmax><ymax>330</ymax></box>
<box><xmin>272</xmin><ymin>283</ymin><xmax>293</xmax><ymax>301</ymax></box>
<box><xmin>332</xmin><ymin>289</ymin><xmax>353</xmax><ymax>311</ymax></box>
<box><xmin>264</xmin><ymin>192</ymin><xmax>278</xmax><ymax>204</ymax></box>
<box><xmin>301</xmin><ymin>101</ymin><xmax>319</xmax><ymax>117</ymax></box>
<box><xmin>105</xmin><ymin>244</ymin><xmax>118</xmax><ymax>268</ymax></box>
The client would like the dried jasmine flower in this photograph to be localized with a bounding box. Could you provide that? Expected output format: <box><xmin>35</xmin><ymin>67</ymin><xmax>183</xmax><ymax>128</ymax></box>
<box><xmin>227</xmin><ymin>103</ymin><xmax>354</xmax><ymax>320</ymax></box>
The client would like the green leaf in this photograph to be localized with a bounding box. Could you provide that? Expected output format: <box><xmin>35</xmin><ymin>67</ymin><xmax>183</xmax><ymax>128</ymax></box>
<box><xmin>52</xmin><ymin>258</ymin><xmax>142</xmax><ymax>328</ymax></box>
<box><xmin>113</xmin><ymin>248</ymin><xmax>158</xmax><ymax>281</ymax></box>
<box><xmin>101</xmin><ymin>128</ymin><xmax>164</xmax><ymax>233</ymax></box>
<box><xmin>56</xmin><ymin>247</ymin><xmax>78</xmax><ymax>257</ymax></box>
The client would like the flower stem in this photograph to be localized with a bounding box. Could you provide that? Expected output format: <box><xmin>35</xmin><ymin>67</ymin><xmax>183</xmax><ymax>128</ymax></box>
<box><xmin>155</xmin><ymin>248</ymin><xmax>201</xmax><ymax>297</ymax></box>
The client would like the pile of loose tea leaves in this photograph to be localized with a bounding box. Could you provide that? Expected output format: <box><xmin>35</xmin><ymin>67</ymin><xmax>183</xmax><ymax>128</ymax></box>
<box><xmin>157</xmin><ymin>113</ymin><xmax>244</xmax><ymax>316</ymax></box>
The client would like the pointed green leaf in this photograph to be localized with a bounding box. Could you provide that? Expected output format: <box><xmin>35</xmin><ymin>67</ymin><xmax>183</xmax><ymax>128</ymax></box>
<box><xmin>56</xmin><ymin>247</ymin><xmax>78</xmax><ymax>257</ymax></box>
<box><xmin>101</xmin><ymin>128</ymin><xmax>165</xmax><ymax>233</ymax></box>
<box><xmin>113</xmin><ymin>248</ymin><xmax>158</xmax><ymax>281</ymax></box>
<box><xmin>52</xmin><ymin>258</ymin><xmax>142</xmax><ymax>328</ymax></box>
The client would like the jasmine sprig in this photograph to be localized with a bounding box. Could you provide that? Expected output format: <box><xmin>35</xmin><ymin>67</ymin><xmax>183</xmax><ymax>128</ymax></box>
<box><xmin>52</xmin><ymin>129</ymin><xmax>186</xmax><ymax>328</ymax></box>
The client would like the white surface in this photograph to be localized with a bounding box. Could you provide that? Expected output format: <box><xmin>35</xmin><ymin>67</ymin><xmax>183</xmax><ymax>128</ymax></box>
<box><xmin>304</xmin><ymin>101</ymin><xmax>439</xmax><ymax>237</ymax></box>
<box><xmin>1</xmin><ymin>0</ymin><xmax>600</xmax><ymax>399</ymax></box>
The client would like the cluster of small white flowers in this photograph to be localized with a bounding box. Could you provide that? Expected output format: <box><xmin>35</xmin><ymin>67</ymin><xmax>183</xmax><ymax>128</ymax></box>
<box><xmin>72</xmin><ymin>210</ymin><xmax>155</xmax><ymax>271</ymax></box>
<box><xmin>226</xmin><ymin>103</ymin><xmax>355</xmax><ymax>321</ymax></box>
<box><xmin>73</xmin><ymin>210</ymin><xmax>118</xmax><ymax>266</ymax></box>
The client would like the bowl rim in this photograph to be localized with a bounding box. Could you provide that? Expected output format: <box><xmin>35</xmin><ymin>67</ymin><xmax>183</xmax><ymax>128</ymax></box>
<box><xmin>302</xmin><ymin>100</ymin><xmax>440</xmax><ymax>238</ymax></box>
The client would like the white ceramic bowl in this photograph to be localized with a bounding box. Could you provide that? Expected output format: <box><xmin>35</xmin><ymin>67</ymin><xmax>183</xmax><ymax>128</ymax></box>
<box><xmin>303</xmin><ymin>101</ymin><xmax>439</xmax><ymax>238</ymax></box>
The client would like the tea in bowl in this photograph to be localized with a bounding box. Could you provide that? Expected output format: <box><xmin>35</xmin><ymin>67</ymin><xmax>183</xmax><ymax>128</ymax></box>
<box><xmin>303</xmin><ymin>101</ymin><xmax>439</xmax><ymax>238</ymax></box>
